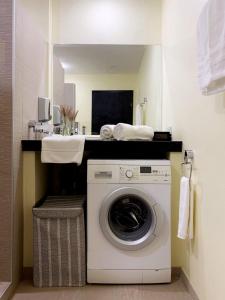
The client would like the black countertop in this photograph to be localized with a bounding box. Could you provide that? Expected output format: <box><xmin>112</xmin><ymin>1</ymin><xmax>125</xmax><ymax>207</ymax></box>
<box><xmin>22</xmin><ymin>139</ymin><xmax>182</xmax><ymax>159</ymax></box>
<box><xmin>22</xmin><ymin>139</ymin><xmax>182</xmax><ymax>194</ymax></box>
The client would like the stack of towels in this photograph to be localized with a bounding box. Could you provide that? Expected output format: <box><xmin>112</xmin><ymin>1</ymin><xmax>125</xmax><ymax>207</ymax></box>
<box><xmin>100</xmin><ymin>123</ymin><xmax>154</xmax><ymax>141</ymax></box>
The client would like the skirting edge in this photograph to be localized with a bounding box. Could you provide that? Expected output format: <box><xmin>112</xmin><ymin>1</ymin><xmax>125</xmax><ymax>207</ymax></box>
<box><xmin>180</xmin><ymin>268</ymin><xmax>199</xmax><ymax>300</ymax></box>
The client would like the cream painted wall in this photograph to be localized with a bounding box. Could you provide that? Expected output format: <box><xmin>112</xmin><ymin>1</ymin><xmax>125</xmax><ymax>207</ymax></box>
<box><xmin>23</xmin><ymin>152</ymin><xmax>48</xmax><ymax>267</ymax></box>
<box><xmin>14</xmin><ymin>0</ymin><xmax>50</xmax><ymax>273</ymax></box>
<box><xmin>65</xmin><ymin>74</ymin><xmax>138</xmax><ymax>134</ymax></box>
<box><xmin>137</xmin><ymin>46</ymin><xmax>162</xmax><ymax>129</ymax></box>
<box><xmin>52</xmin><ymin>0</ymin><xmax>162</xmax><ymax>45</ymax></box>
<box><xmin>162</xmin><ymin>1</ymin><xmax>225</xmax><ymax>299</ymax></box>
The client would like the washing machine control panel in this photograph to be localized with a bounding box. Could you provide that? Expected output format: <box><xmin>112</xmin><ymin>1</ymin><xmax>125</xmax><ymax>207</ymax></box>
<box><xmin>125</xmin><ymin>169</ymin><xmax>133</xmax><ymax>178</ymax></box>
<box><xmin>87</xmin><ymin>160</ymin><xmax>171</xmax><ymax>183</ymax></box>
<box><xmin>119</xmin><ymin>165</ymin><xmax>171</xmax><ymax>183</ymax></box>
<box><xmin>120</xmin><ymin>167</ymin><xmax>139</xmax><ymax>179</ymax></box>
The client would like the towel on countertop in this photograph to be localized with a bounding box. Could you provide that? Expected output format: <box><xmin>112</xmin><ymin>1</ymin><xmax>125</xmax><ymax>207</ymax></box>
<box><xmin>177</xmin><ymin>176</ymin><xmax>194</xmax><ymax>240</ymax></box>
<box><xmin>100</xmin><ymin>125</ymin><xmax>115</xmax><ymax>139</ymax></box>
<box><xmin>113</xmin><ymin>123</ymin><xmax>154</xmax><ymax>141</ymax></box>
<box><xmin>41</xmin><ymin>134</ymin><xmax>85</xmax><ymax>164</ymax></box>
<box><xmin>135</xmin><ymin>104</ymin><xmax>143</xmax><ymax>125</ymax></box>
<box><xmin>197</xmin><ymin>0</ymin><xmax>225</xmax><ymax>95</ymax></box>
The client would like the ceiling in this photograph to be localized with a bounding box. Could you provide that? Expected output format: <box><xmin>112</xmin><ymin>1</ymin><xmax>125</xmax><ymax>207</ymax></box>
<box><xmin>54</xmin><ymin>44</ymin><xmax>146</xmax><ymax>74</ymax></box>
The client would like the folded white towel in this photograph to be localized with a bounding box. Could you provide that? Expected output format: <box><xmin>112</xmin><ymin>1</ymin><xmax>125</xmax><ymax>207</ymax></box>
<box><xmin>113</xmin><ymin>123</ymin><xmax>154</xmax><ymax>141</ymax></box>
<box><xmin>177</xmin><ymin>176</ymin><xmax>194</xmax><ymax>240</ymax></box>
<box><xmin>135</xmin><ymin>104</ymin><xmax>143</xmax><ymax>125</ymax></box>
<box><xmin>198</xmin><ymin>0</ymin><xmax>225</xmax><ymax>95</ymax></box>
<box><xmin>100</xmin><ymin>125</ymin><xmax>115</xmax><ymax>139</ymax></box>
<box><xmin>41</xmin><ymin>135</ymin><xmax>85</xmax><ymax>165</ymax></box>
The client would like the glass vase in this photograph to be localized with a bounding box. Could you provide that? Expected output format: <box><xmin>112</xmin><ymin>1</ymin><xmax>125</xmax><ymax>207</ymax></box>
<box><xmin>62</xmin><ymin>118</ymin><xmax>70</xmax><ymax>136</ymax></box>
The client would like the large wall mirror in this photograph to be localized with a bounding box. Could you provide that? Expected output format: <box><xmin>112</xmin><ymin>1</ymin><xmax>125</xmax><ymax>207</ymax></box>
<box><xmin>53</xmin><ymin>44</ymin><xmax>162</xmax><ymax>134</ymax></box>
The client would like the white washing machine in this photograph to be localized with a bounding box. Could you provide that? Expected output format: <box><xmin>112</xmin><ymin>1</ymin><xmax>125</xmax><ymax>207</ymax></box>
<box><xmin>87</xmin><ymin>160</ymin><xmax>171</xmax><ymax>284</ymax></box>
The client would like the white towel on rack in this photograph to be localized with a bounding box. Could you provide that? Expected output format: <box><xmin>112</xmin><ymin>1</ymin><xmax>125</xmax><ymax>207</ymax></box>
<box><xmin>135</xmin><ymin>104</ymin><xmax>143</xmax><ymax>125</ymax></box>
<box><xmin>41</xmin><ymin>134</ymin><xmax>85</xmax><ymax>164</ymax></box>
<box><xmin>177</xmin><ymin>176</ymin><xmax>194</xmax><ymax>240</ymax></box>
<box><xmin>100</xmin><ymin>125</ymin><xmax>115</xmax><ymax>139</ymax></box>
<box><xmin>189</xmin><ymin>183</ymin><xmax>194</xmax><ymax>239</ymax></box>
<box><xmin>197</xmin><ymin>0</ymin><xmax>225</xmax><ymax>95</ymax></box>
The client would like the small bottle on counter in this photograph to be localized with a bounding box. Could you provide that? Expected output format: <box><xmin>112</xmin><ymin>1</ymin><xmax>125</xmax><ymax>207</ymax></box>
<box><xmin>74</xmin><ymin>122</ymin><xmax>79</xmax><ymax>134</ymax></box>
<box><xmin>82</xmin><ymin>126</ymin><xmax>86</xmax><ymax>135</ymax></box>
<box><xmin>35</xmin><ymin>129</ymin><xmax>43</xmax><ymax>140</ymax></box>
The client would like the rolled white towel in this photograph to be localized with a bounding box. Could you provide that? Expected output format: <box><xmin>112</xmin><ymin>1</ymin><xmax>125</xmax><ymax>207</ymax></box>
<box><xmin>100</xmin><ymin>125</ymin><xmax>115</xmax><ymax>139</ymax></box>
<box><xmin>113</xmin><ymin>123</ymin><xmax>154</xmax><ymax>141</ymax></box>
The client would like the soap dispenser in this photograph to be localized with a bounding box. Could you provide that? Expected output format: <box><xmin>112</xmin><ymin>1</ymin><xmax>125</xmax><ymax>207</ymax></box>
<box><xmin>38</xmin><ymin>97</ymin><xmax>51</xmax><ymax>122</ymax></box>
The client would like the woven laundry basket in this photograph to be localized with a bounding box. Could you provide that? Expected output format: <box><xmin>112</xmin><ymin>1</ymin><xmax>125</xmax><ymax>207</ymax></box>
<box><xmin>33</xmin><ymin>195</ymin><xmax>86</xmax><ymax>287</ymax></box>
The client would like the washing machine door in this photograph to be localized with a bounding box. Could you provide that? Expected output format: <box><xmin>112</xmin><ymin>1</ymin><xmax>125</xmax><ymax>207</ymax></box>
<box><xmin>99</xmin><ymin>187</ymin><xmax>163</xmax><ymax>251</ymax></box>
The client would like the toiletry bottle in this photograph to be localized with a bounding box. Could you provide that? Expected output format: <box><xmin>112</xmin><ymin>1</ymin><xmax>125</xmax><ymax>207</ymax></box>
<box><xmin>74</xmin><ymin>122</ymin><xmax>79</xmax><ymax>134</ymax></box>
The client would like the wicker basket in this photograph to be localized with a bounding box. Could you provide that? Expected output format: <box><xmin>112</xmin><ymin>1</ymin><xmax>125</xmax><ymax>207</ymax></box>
<box><xmin>33</xmin><ymin>195</ymin><xmax>86</xmax><ymax>287</ymax></box>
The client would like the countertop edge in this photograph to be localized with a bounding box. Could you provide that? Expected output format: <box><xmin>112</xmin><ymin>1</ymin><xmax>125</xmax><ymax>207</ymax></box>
<box><xmin>21</xmin><ymin>139</ymin><xmax>183</xmax><ymax>153</ymax></box>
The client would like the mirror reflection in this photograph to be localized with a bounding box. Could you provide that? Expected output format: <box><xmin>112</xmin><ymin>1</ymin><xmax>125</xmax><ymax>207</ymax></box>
<box><xmin>53</xmin><ymin>44</ymin><xmax>162</xmax><ymax>135</ymax></box>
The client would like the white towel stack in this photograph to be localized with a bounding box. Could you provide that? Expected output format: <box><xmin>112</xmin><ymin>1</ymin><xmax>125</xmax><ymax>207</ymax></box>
<box><xmin>113</xmin><ymin>123</ymin><xmax>154</xmax><ymax>141</ymax></box>
<box><xmin>41</xmin><ymin>135</ymin><xmax>85</xmax><ymax>165</ymax></box>
<box><xmin>198</xmin><ymin>0</ymin><xmax>225</xmax><ymax>95</ymax></box>
<box><xmin>177</xmin><ymin>176</ymin><xmax>194</xmax><ymax>240</ymax></box>
<box><xmin>100</xmin><ymin>125</ymin><xmax>115</xmax><ymax>139</ymax></box>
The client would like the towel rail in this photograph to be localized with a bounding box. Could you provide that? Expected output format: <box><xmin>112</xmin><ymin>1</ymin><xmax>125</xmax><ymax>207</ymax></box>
<box><xmin>140</xmin><ymin>97</ymin><xmax>148</xmax><ymax>107</ymax></box>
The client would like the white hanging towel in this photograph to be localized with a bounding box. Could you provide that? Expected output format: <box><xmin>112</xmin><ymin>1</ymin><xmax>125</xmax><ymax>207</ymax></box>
<box><xmin>197</xmin><ymin>0</ymin><xmax>225</xmax><ymax>95</ymax></box>
<box><xmin>100</xmin><ymin>125</ymin><xmax>115</xmax><ymax>139</ymax></box>
<box><xmin>41</xmin><ymin>134</ymin><xmax>85</xmax><ymax>165</ymax></box>
<box><xmin>135</xmin><ymin>104</ymin><xmax>143</xmax><ymax>125</ymax></box>
<box><xmin>177</xmin><ymin>176</ymin><xmax>194</xmax><ymax>240</ymax></box>
<box><xmin>113</xmin><ymin>123</ymin><xmax>154</xmax><ymax>141</ymax></box>
<box><xmin>189</xmin><ymin>182</ymin><xmax>194</xmax><ymax>239</ymax></box>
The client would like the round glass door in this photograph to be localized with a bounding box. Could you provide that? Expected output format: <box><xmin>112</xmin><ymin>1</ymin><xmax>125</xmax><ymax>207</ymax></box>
<box><xmin>100</xmin><ymin>187</ymin><xmax>161</xmax><ymax>250</ymax></box>
<box><xmin>108</xmin><ymin>195</ymin><xmax>152</xmax><ymax>242</ymax></box>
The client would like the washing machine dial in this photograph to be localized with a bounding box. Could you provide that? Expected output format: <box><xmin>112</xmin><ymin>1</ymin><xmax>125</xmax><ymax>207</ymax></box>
<box><xmin>125</xmin><ymin>169</ymin><xmax>133</xmax><ymax>178</ymax></box>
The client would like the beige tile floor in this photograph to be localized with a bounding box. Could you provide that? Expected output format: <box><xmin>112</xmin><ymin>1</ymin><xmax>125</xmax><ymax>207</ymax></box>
<box><xmin>11</xmin><ymin>278</ymin><xmax>193</xmax><ymax>300</ymax></box>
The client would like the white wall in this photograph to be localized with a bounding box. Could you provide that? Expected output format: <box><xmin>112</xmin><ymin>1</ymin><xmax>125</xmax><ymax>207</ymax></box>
<box><xmin>53</xmin><ymin>54</ymin><xmax>65</xmax><ymax>106</ymax></box>
<box><xmin>15</xmin><ymin>0</ymin><xmax>50</xmax><ymax>137</ymax></box>
<box><xmin>52</xmin><ymin>0</ymin><xmax>162</xmax><ymax>45</ymax></box>
<box><xmin>137</xmin><ymin>46</ymin><xmax>162</xmax><ymax>129</ymax></box>
<box><xmin>162</xmin><ymin>1</ymin><xmax>225</xmax><ymax>299</ymax></box>
<box><xmin>65</xmin><ymin>73</ymin><xmax>138</xmax><ymax>134</ymax></box>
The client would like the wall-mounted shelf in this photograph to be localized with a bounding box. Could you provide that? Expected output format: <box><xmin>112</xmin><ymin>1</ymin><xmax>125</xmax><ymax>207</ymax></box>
<box><xmin>22</xmin><ymin>139</ymin><xmax>182</xmax><ymax>159</ymax></box>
